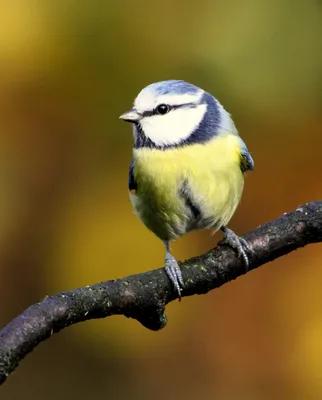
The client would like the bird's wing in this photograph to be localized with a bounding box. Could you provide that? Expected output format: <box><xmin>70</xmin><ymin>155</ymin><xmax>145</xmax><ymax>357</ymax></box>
<box><xmin>239</xmin><ymin>140</ymin><xmax>254</xmax><ymax>173</ymax></box>
<box><xmin>179</xmin><ymin>179</ymin><xmax>201</xmax><ymax>219</ymax></box>
<box><xmin>128</xmin><ymin>157</ymin><xmax>138</xmax><ymax>192</ymax></box>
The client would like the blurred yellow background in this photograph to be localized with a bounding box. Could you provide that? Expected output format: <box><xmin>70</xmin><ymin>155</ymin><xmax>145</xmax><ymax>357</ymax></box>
<box><xmin>1</xmin><ymin>1</ymin><xmax>322</xmax><ymax>399</ymax></box>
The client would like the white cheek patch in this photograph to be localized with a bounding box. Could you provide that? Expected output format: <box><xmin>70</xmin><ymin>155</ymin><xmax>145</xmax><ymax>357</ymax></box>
<box><xmin>140</xmin><ymin>104</ymin><xmax>207</xmax><ymax>146</ymax></box>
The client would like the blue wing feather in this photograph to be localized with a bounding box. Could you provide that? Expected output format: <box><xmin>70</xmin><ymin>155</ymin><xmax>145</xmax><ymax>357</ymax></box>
<box><xmin>239</xmin><ymin>140</ymin><xmax>254</xmax><ymax>173</ymax></box>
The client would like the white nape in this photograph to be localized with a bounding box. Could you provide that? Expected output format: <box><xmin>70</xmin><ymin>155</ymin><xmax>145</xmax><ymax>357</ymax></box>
<box><xmin>215</xmin><ymin>99</ymin><xmax>238</xmax><ymax>135</ymax></box>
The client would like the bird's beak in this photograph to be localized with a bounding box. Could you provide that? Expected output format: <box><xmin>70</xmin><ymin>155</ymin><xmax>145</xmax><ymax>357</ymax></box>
<box><xmin>119</xmin><ymin>108</ymin><xmax>141</xmax><ymax>123</ymax></box>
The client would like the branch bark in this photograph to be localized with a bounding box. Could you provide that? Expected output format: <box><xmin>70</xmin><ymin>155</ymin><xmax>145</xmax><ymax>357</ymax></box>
<box><xmin>1</xmin><ymin>201</ymin><xmax>322</xmax><ymax>385</ymax></box>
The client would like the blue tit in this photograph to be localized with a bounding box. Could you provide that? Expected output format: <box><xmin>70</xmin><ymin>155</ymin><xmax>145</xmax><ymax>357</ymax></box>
<box><xmin>120</xmin><ymin>80</ymin><xmax>254</xmax><ymax>299</ymax></box>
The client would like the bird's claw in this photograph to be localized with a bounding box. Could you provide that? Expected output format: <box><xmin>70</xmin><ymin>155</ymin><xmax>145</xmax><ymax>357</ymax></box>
<box><xmin>239</xmin><ymin>236</ymin><xmax>252</xmax><ymax>253</ymax></box>
<box><xmin>165</xmin><ymin>253</ymin><xmax>184</xmax><ymax>300</ymax></box>
<box><xmin>221</xmin><ymin>227</ymin><xmax>252</xmax><ymax>270</ymax></box>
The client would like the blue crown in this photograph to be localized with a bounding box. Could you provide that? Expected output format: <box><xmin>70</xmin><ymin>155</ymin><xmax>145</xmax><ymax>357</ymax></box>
<box><xmin>146</xmin><ymin>80</ymin><xmax>200</xmax><ymax>96</ymax></box>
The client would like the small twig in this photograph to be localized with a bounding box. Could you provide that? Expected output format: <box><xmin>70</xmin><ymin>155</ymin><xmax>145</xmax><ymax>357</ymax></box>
<box><xmin>0</xmin><ymin>201</ymin><xmax>321</xmax><ymax>385</ymax></box>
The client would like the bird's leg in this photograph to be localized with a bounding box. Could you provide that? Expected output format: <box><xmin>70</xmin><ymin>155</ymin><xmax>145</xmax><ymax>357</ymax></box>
<box><xmin>163</xmin><ymin>240</ymin><xmax>184</xmax><ymax>300</ymax></box>
<box><xmin>220</xmin><ymin>226</ymin><xmax>252</xmax><ymax>270</ymax></box>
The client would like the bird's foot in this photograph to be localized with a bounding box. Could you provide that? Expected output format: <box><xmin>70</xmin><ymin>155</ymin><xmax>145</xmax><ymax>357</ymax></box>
<box><xmin>221</xmin><ymin>227</ymin><xmax>252</xmax><ymax>270</ymax></box>
<box><xmin>164</xmin><ymin>252</ymin><xmax>184</xmax><ymax>300</ymax></box>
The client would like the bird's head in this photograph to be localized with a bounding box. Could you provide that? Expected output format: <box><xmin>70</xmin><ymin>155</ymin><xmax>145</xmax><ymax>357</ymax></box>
<box><xmin>120</xmin><ymin>80</ymin><xmax>237</xmax><ymax>149</ymax></box>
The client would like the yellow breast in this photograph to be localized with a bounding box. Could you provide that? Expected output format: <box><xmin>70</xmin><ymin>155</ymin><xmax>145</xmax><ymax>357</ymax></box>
<box><xmin>131</xmin><ymin>134</ymin><xmax>244</xmax><ymax>240</ymax></box>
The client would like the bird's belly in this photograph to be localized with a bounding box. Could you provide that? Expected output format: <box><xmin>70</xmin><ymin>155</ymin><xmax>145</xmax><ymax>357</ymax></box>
<box><xmin>130</xmin><ymin>168</ymin><xmax>244</xmax><ymax>240</ymax></box>
<box><xmin>131</xmin><ymin>168</ymin><xmax>244</xmax><ymax>241</ymax></box>
<box><xmin>131</xmin><ymin>135</ymin><xmax>245</xmax><ymax>240</ymax></box>
<box><xmin>130</xmin><ymin>180</ymin><xmax>190</xmax><ymax>241</ymax></box>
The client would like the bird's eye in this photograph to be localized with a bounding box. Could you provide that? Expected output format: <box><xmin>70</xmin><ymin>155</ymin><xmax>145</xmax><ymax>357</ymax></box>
<box><xmin>156</xmin><ymin>104</ymin><xmax>170</xmax><ymax>115</ymax></box>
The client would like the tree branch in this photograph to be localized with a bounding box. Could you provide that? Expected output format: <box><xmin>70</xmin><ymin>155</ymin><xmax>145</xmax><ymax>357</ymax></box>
<box><xmin>1</xmin><ymin>201</ymin><xmax>322</xmax><ymax>384</ymax></box>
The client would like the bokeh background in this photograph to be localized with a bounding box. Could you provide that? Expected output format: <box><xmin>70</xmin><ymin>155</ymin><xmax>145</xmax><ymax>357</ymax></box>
<box><xmin>1</xmin><ymin>1</ymin><xmax>322</xmax><ymax>399</ymax></box>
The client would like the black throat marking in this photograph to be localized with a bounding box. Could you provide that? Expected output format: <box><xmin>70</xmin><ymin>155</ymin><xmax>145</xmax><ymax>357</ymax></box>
<box><xmin>133</xmin><ymin>92</ymin><xmax>221</xmax><ymax>150</ymax></box>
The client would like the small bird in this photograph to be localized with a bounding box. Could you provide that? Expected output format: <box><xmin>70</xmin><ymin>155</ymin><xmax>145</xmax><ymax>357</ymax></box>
<box><xmin>120</xmin><ymin>80</ymin><xmax>254</xmax><ymax>299</ymax></box>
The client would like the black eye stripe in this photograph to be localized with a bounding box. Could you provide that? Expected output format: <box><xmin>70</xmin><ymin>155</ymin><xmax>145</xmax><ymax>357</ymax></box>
<box><xmin>141</xmin><ymin>106</ymin><xmax>172</xmax><ymax>118</ymax></box>
<box><xmin>141</xmin><ymin>102</ymin><xmax>196</xmax><ymax>118</ymax></box>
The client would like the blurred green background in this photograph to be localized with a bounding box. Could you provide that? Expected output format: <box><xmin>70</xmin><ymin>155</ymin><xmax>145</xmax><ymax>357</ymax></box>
<box><xmin>1</xmin><ymin>1</ymin><xmax>322</xmax><ymax>399</ymax></box>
